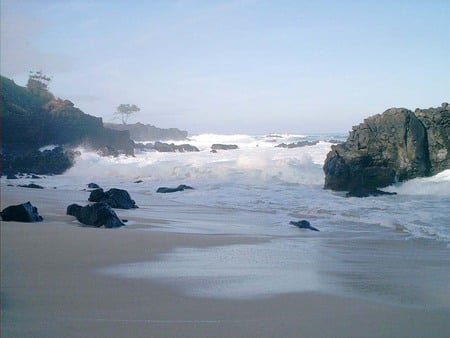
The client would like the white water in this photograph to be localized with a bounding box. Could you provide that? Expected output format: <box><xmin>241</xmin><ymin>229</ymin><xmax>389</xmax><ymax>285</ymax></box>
<box><xmin>20</xmin><ymin>132</ymin><xmax>450</xmax><ymax>243</ymax></box>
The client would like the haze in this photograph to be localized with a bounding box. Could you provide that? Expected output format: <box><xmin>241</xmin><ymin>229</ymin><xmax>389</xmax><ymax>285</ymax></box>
<box><xmin>1</xmin><ymin>0</ymin><xmax>449</xmax><ymax>134</ymax></box>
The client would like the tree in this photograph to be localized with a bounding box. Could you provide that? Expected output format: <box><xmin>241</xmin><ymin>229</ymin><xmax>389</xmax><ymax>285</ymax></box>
<box><xmin>27</xmin><ymin>70</ymin><xmax>53</xmax><ymax>100</ymax></box>
<box><xmin>114</xmin><ymin>104</ymin><xmax>140</xmax><ymax>125</ymax></box>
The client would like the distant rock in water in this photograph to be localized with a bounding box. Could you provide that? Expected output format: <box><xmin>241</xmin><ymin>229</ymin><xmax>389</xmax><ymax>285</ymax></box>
<box><xmin>67</xmin><ymin>203</ymin><xmax>125</xmax><ymax>228</ymax></box>
<box><xmin>153</xmin><ymin>141</ymin><xmax>199</xmax><ymax>152</ymax></box>
<box><xmin>105</xmin><ymin>122</ymin><xmax>188</xmax><ymax>141</ymax></box>
<box><xmin>88</xmin><ymin>188</ymin><xmax>138</xmax><ymax>209</ymax></box>
<box><xmin>275</xmin><ymin>141</ymin><xmax>319</xmax><ymax>148</ymax></box>
<box><xmin>323</xmin><ymin>103</ymin><xmax>450</xmax><ymax>193</ymax></box>
<box><xmin>1</xmin><ymin>201</ymin><xmax>43</xmax><ymax>222</ymax></box>
<box><xmin>157</xmin><ymin>185</ymin><xmax>194</xmax><ymax>193</ymax></box>
<box><xmin>211</xmin><ymin>144</ymin><xmax>239</xmax><ymax>151</ymax></box>
<box><xmin>289</xmin><ymin>220</ymin><xmax>319</xmax><ymax>231</ymax></box>
<box><xmin>87</xmin><ymin>183</ymin><xmax>101</xmax><ymax>189</ymax></box>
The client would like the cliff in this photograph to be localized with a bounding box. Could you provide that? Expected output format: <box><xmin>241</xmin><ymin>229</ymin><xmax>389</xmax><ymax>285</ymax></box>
<box><xmin>1</xmin><ymin>76</ymin><xmax>134</xmax><ymax>175</ymax></box>
<box><xmin>323</xmin><ymin>103</ymin><xmax>450</xmax><ymax>192</ymax></box>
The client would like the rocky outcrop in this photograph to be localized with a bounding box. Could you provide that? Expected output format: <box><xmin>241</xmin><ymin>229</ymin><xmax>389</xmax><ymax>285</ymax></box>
<box><xmin>105</xmin><ymin>122</ymin><xmax>188</xmax><ymax>141</ymax></box>
<box><xmin>1</xmin><ymin>202</ymin><xmax>43</xmax><ymax>222</ymax></box>
<box><xmin>1</xmin><ymin>75</ymin><xmax>134</xmax><ymax>176</ymax></box>
<box><xmin>323</xmin><ymin>104</ymin><xmax>450</xmax><ymax>192</ymax></box>
<box><xmin>66</xmin><ymin>203</ymin><xmax>125</xmax><ymax>228</ymax></box>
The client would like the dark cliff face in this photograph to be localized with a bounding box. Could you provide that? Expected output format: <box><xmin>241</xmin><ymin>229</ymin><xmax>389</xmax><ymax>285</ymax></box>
<box><xmin>323</xmin><ymin>104</ymin><xmax>450</xmax><ymax>191</ymax></box>
<box><xmin>1</xmin><ymin>76</ymin><xmax>134</xmax><ymax>175</ymax></box>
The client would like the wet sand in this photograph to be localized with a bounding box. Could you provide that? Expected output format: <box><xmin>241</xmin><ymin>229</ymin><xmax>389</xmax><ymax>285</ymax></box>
<box><xmin>1</xmin><ymin>184</ymin><xmax>450</xmax><ymax>337</ymax></box>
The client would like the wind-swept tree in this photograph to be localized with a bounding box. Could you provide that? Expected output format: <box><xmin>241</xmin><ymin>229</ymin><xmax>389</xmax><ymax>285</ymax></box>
<box><xmin>114</xmin><ymin>104</ymin><xmax>140</xmax><ymax>125</ymax></box>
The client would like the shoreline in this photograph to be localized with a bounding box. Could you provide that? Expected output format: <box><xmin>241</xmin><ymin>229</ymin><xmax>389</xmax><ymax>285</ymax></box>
<box><xmin>2</xmin><ymin>184</ymin><xmax>450</xmax><ymax>337</ymax></box>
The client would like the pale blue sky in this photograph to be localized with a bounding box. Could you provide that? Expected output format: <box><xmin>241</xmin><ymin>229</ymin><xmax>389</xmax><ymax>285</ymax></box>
<box><xmin>1</xmin><ymin>0</ymin><xmax>449</xmax><ymax>133</ymax></box>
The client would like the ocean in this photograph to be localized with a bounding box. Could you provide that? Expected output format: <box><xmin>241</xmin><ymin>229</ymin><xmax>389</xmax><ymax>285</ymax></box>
<box><xmin>5</xmin><ymin>133</ymin><xmax>450</xmax><ymax>306</ymax></box>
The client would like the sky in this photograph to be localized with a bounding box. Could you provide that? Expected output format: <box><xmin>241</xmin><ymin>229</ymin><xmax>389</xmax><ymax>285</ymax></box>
<box><xmin>1</xmin><ymin>0</ymin><xmax>449</xmax><ymax>134</ymax></box>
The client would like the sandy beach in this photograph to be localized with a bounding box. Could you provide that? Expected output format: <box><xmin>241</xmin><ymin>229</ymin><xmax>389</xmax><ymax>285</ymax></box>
<box><xmin>1</xmin><ymin>183</ymin><xmax>450</xmax><ymax>338</ymax></box>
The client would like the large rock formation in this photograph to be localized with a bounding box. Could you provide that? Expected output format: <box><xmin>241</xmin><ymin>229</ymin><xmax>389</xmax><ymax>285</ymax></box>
<box><xmin>323</xmin><ymin>103</ymin><xmax>450</xmax><ymax>192</ymax></box>
<box><xmin>1</xmin><ymin>75</ymin><xmax>134</xmax><ymax>175</ymax></box>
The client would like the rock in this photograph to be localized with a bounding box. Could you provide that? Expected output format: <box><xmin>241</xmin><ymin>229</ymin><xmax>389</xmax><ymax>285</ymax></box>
<box><xmin>323</xmin><ymin>105</ymin><xmax>450</xmax><ymax>193</ymax></box>
<box><xmin>346</xmin><ymin>188</ymin><xmax>397</xmax><ymax>198</ymax></box>
<box><xmin>30</xmin><ymin>174</ymin><xmax>42</xmax><ymax>179</ymax></box>
<box><xmin>66</xmin><ymin>203</ymin><xmax>125</xmax><ymax>228</ymax></box>
<box><xmin>414</xmin><ymin>103</ymin><xmax>450</xmax><ymax>175</ymax></box>
<box><xmin>134</xmin><ymin>180</ymin><xmax>143</xmax><ymax>183</ymax></box>
<box><xmin>275</xmin><ymin>141</ymin><xmax>319</xmax><ymax>148</ymax></box>
<box><xmin>156</xmin><ymin>185</ymin><xmax>194</xmax><ymax>193</ymax></box>
<box><xmin>88</xmin><ymin>188</ymin><xmax>138</xmax><ymax>209</ymax></box>
<box><xmin>1</xmin><ymin>201</ymin><xmax>43</xmax><ymax>222</ymax></box>
<box><xmin>18</xmin><ymin>183</ymin><xmax>44</xmax><ymax>189</ymax></box>
<box><xmin>87</xmin><ymin>183</ymin><xmax>101</xmax><ymax>189</ymax></box>
<box><xmin>153</xmin><ymin>141</ymin><xmax>199</xmax><ymax>152</ymax></box>
<box><xmin>211</xmin><ymin>144</ymin><xmax>239</xmax><ymax>151</ymax></box>
<box><xmin>289</xmin><ymin>220</ymin><xmax>319</xmax><ymax>231</ymax></box>
<box><xmin>6</xmin><ymin>174</ymin><xmax>18</xmax><ymax>179</ymax></box>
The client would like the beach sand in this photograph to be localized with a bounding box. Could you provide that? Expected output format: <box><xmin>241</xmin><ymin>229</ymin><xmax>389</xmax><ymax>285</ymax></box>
<box><xmin>1</xmin><ymin>184</ymin><xmax>449</xmax><ymax>338</ymax></box>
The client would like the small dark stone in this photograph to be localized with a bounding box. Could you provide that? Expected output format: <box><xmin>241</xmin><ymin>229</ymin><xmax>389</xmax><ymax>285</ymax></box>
<box><xmin>290</xmin><ymin>220</ymin><xmax>319</xmax><ymax>231</ymax></box>
<box><xmin>134</xmin><ymin>180</ymin><xmax>143</xmax><ymax>183</ymax></box>
<box><xmin>6</xmin><ymin>174</ymin><xmax>18</xmax><ymax>179</ymax></box>
<box><xmin>87</xmin><ymin>183</ymin><xmax>101</xmax><ymax>189</ymax></box>
<box><xmin>18</xmin><ymin>183</ymin><xmax>44</xmax><ymax>189</ymax></box>
<box><xmin>211</xmin><ymin>144</ymin><xmax>238</xmax><ymax>151</ymax></box>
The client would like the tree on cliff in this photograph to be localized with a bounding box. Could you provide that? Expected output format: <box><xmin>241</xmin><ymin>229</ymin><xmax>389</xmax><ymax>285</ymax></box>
<box><xmin>27</xmin><ymin>70</ymin><xmax>54</xmax><ymax>101</ymax></box>
<box><xmin>114</xmin><ymin>104</ymin><xmax>140</xmax><ymax>125</ymax></box>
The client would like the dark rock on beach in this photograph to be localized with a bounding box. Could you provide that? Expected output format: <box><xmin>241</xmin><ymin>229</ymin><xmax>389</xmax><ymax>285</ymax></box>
<box><xmin>290</xmin><ymin>220</ymin><xmax>319</xmax><ymax>231</ymax></box>
<box><xmin>18</xmin><ymin>183</ymin><xmax>44</xmax><ymax>189</ymax></box>
<box><xmin>87</xmin><ymin>183</ymin><xmax>101</xmax><ymax>189</ymax></box>
<box><xmin>66</xmin><ymin>202</ymin><xmax>125</xmax><ymax>228</ymax></box>
<box><xmin>88</xmin><ymin>188</ymin><xmax>138</xmax><ymax>209</ymax></box>
<box><xmin>1</xmin><ymin>201</ymin><xmax>43</xmax><ymax>222</ymax></box>
<box><xmin>211</xmin><ymin>144</ymin><xmax>239</xmax><ymax>151</ymax></box>
<box><xmin>157</xmin><ymin>185</ymin><xmax>194</xmax><ymax>193</ymax></box>
<box><xmin>324</xmin><ymin>104</ymin><xmax>450</xmax><ymax>193</ymax></box>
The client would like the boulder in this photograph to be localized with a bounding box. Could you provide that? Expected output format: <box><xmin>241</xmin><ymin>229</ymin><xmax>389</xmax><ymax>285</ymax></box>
<box><xmin>323</xmin><ymin>105</ymin><xmax>450</xmax><ymax>192</ymax></box>
<box><xmin>156</xmin><ymin>185</ymin><xmax>194</xmax><ymax>193</ymax></box>
<box><xmin>1</xmin><ymin>201</ymin><xmax>43</xmax><ymax>222</ymax></box>
<box><xmin>87</xmin><ymin>182</ymin><xmax>101</xmax><ymax>189</ymax></box>
<box><xmin>346</xmin><ymin>188</ymin><xmax>397</xmax><ymax>198</ymax></box>
<box><xmin>66</xmin><ymin>203</ymin><xmax>125</xmax><ymax>228</ymax></box>
<box><xmin>289</xmin><ymin>220</ymin><xmax>319</xmax><ymax>231</ymax></box>
<box><xmin>88</xmin><ymin>188</ymin><xmax>138</xmax><ymax>209</ymax></box>
<box><xmin>211</xmin><ymin>144</ymin><xmax>239</xmax><ymax>151</ymax></box>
